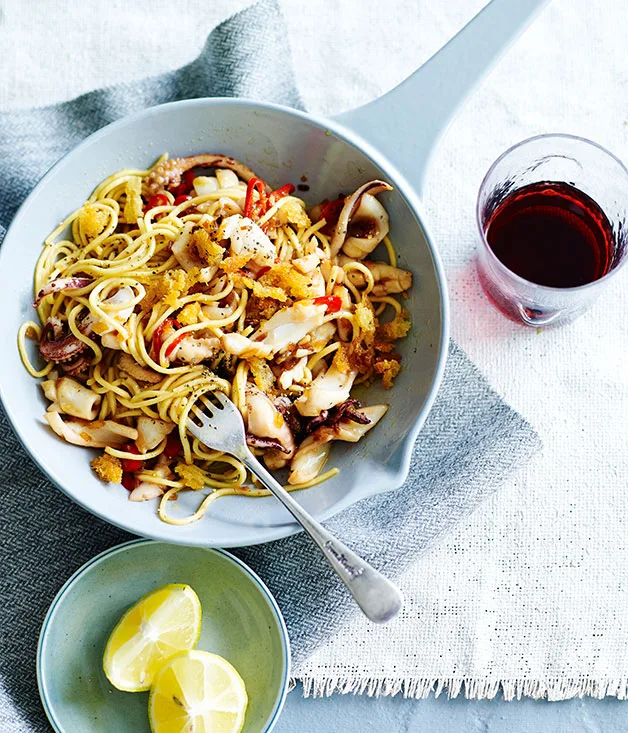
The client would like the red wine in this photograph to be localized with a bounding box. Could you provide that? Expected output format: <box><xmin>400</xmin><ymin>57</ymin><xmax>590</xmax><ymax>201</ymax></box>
<box><xmin>484</xmin><ymin>181</ymin><xmax>614</xmax><ymax>288</ymax></box>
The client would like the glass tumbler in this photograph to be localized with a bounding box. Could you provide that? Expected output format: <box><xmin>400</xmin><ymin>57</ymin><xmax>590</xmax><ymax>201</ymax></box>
<box><xmin>476</xmin><ymin>134</ymin><xmax>628</xmax><ymax>327</ymax></box>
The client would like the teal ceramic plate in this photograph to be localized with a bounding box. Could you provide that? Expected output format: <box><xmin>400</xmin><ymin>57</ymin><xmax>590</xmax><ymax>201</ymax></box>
<box><xmin>37</xmin><ymin>539</ymin><xmax>290</xmax><ymax>732</ymax></box>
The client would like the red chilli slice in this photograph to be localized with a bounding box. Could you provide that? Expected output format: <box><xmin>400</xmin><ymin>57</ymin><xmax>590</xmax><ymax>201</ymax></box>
<box><xmin>120</xmin><ymin>444</ymin><xmax>142</xmax><ymax>473</ymax></box>
<box><xmin>182</xmin><ymin>169</ymin><xmax>197</xmax><ymax>191</ymax></box>
<box><xmin>173</xmin><ymin>194</ymin><xmax>192</xmax><ymax>206</ymax></box>
<box><xmin>319</xmin><ymin>197</ymin><xmax>345</xmax><ymax>235</ymax></box>
<box><xmin>151</xmin><ymin>319</ymin><xmax>184</xmax><ymax>360</ymax></box>
<box><xmin>165</xmin><ymin>331</ymin><xmax>187</xmax><ymax>359</ymax></box>
<box><xmin>164</xmin><ymin>434</ymin><xmax>182</xmax><ymax>458</ymax></box>
<box><xmin>313</xmin><ymin>295</ymin><xmax>342</xmax><ymax>313</ymax></box>
<box><xmin>145</xmin><ymin>193</ymin><xmax>169</xmax><ymax>210</ymax></box>
<box><xmin>170</xmin><ymin>169</ymin><xmax>198</xmax><ymax>198</ymax></box>
<box><xmin>267</xmin><ymin>183</ymin><xmax>296</xmax><ymax>206</ymax></box>
<box><xmin>121</xmin><ymin>471</ymin><xmax>138</xmax><ymax>491</ymax></box>
<box><xmin>244</xmin><ymin>177</ymin><xmax>267</xmax><ymax>219</ymax></box>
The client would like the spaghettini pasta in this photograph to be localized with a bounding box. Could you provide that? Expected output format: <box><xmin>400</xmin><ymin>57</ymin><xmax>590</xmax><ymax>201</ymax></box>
<box><xmin>19</xmin><ymin>154</ymin><xmax>413</xmax><ymax>525</ymax></box>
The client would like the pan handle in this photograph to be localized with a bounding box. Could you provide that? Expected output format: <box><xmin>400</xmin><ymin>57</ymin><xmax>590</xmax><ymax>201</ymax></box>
<box><xmin>331</xmin><ymin>0</ymin><xmax>550</xmax><ymax>197</ymax></box>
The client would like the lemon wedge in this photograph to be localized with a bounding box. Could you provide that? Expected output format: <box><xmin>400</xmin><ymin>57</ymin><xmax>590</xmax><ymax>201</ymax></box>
<box><xmin>149</xmin><ymin>650</ymin><xmax>248</xmax><ymax>733</ymax></box>
<box><xmin>103</xmin><ymin>584</ymin><xmax>202</xmax><ymax>692</ymax></box>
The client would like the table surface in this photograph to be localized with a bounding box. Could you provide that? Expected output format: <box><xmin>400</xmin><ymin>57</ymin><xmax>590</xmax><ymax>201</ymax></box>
<box><xmin>277</xmin><ymin>684</ymin><xmax>626</xmax><ymax>732</ymax></box>
<box><xmin>3</xmin><ymin>0</ymin><xmax>628</xmax><ymax>729</ymax></box>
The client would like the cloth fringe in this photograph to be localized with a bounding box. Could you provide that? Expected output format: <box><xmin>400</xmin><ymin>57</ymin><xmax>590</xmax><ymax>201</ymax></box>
<box><xmin>296</xmin><ymin>676</ymin><xmax>628</xmax><ymax>702</ymax></box>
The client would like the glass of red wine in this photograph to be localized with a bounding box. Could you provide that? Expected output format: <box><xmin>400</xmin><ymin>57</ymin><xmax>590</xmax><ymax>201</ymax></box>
<box><xmin>476</xmin><ymin>134</ymin><xmax>628</xmax><ymax>327</ymax></box>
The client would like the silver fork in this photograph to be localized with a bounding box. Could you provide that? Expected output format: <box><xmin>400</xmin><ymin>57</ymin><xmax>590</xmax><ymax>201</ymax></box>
<box><xmin>187</xmin><ymin>391</ymin><xmax>403</xmax><ymax>623</ymax></box>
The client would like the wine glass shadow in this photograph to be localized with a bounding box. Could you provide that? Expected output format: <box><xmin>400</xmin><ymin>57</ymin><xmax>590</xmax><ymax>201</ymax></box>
<box><xmin>447</xmin><ymin>257</ymin><xmax>529</xmax><ymax>344</ymax></box>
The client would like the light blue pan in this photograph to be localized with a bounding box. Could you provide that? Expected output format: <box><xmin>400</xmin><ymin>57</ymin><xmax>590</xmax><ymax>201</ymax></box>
<box><xmin>0</xmin><ymin>0</ymin><xmax>549</xmax><ymax>547</ymax></box>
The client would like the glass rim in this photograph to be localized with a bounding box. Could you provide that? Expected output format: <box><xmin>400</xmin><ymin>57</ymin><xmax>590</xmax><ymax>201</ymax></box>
<box><xmin>476</xmin><ymin>132</ymin><xmax>628</xmax><ymax>294</ymax></box>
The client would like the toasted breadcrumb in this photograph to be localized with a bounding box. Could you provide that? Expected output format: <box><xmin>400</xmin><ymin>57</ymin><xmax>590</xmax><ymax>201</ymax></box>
<box><xmin>260</xmin><ymin>262</ymin><xmax>313</xmax><ymax>299</ymax></box>
<box><xmin>332</xmin><ymin>344</ymin><xmax>352</xmax><ymax>374</ymax></box>
<box><xmin>251</xmin><ymin>280</ymin><xmax>288</xmax><ymax>301</ymax></box>
<box><xmin>374</xmin><ymin>358</ymin><xmax>401</xmax><ymax>389</ymax></box>
<box><xmin>354</xmin><ymin>296</ymin><xmax>376</xmax><ymax>339</ymax></box>
<box><xmin>174</xmin><ymin>463</ymin><xmax>207</xmax><ymax>490</ymax></box>
<box><xmin>234</xmin><ymin>273</ymin><xmax>287</xmax><ymax>302</ymax></box>
<box><xmin>178</xmin><ymin>302</ymin><xmax>202</xmax><ymax>326</ymax></box>
<box><xmin>344</xmin><ymin>295</ymin><xmax>377</xmax><ymax>373</ymax></box>
<box><xmin>275</xmin><ymin>199</ymin><xmax>311</xmax><ymax>229</ymax></box>
<box><xmin>373</xmin><ymin>339</ymin><xmax>394</xmax><ymax>354</ymax></box>
<box><xmin>376</xmin><ymin>308</ymin><xmax>411</xmax><ymax>341</ymax></box>
<box><xmin>78</xmin><ymin>204</ymin><xmax>108</xmax><ymax>239</ymax></box>
<box><xmin>347</xmin><ymin>340</ymin><xmax>374</xmax><ymax>374</ymax></box>
<box><xmin>142</xmin><ymin>268</ymin><xmax>199</xmax><ymax>311</ymax></box>
<box><xmin>91</xmin><ymin>453</ymin><xmax>123</xmax><ymax>483</ymax></box>
<box><xmin>221</xmin><ymin>252</ymin><xmax>252</xmax><ymax>273</ymax></box>
<box><xmin>192</xmin><ymin>229</ymin><xmax>224</xmax><ymax>265</ymax></box>
<box><xmin>163</xmin><ymin>269</ymin><xmax>200</xmax><ymax>308</ymax></box>
<box><xmin>123</xmin><ymin>176</ymin><xmax>144</xmax><ymax>224</ymax></box>
<box><xmin>249</xmin><ymin>357</ymin><xmax>276</xmax><ymax>393</ymax></box>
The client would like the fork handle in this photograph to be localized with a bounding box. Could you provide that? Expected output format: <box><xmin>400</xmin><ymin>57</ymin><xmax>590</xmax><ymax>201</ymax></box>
<box><xmin>241</xmin><ymin>453</ymin><xmax>403</xmax><ymax>623</ymax></box>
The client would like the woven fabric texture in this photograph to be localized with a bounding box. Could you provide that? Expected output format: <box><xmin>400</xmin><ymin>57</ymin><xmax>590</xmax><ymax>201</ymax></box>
<box><xmin>0</xmin><ymin>2</ymin><xmax>543</xmax><ymax>729</ymax></box>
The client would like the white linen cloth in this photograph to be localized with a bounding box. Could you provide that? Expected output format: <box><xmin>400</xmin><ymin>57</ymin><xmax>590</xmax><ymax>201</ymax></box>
<box><xmin>2</xmin><ymin>0</ymin><xmax>627</xmax><ymax>701</ymax></box>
